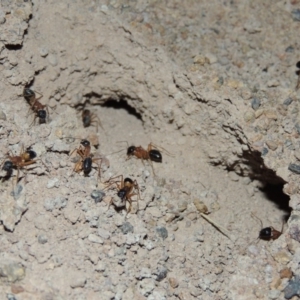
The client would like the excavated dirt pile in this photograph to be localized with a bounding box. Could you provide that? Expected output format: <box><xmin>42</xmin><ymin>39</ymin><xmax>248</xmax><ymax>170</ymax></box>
<box><xmin>1</xmin><ymin>0</ymin><xmax>300</xmax><ymax>299</ymax></box>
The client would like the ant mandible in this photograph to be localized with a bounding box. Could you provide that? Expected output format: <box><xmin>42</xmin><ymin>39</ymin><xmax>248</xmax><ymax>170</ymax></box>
<box><xmin>1</xmin><ymin>146</ymin><xmax>38</xmax><ymax>184</ymax></box>
<box><xmin>82</xmin><ymin>109</ymin><xmax>104</xmax><ymax>132</ymax></box>
<box><xmin>23</xmin><ymin>87</ymin><xmax>49</xmax><ymax>125</ymax></box>
<box><xmin>251</xmin><ymin>212</ymin><xmax>283</xmax><ymax>241</ymax></box>
<box><xmin>69</xmin><ymin>139</ymin><xmax>103</xmax><ymax>179</ymax></box>
<box><xmin>104</xmin><ymin>175</ymin><xmax>141</xmax><ymax>215</ymax></box>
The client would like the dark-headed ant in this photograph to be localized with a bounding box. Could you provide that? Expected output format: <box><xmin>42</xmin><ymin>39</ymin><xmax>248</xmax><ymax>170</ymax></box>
<box><xmin>23</xmin><ymin>87</ymin><xmax>49</xmax><ymax>125</ymax></box>
<box><xmin>121</xmin><ymin>142</ymin><xmax>173</xmax><ymax>175</ymax></box>
<box><xmin>251</xmin><ymin>213</ymin><xmax>283</xmax><ymax>241</ymax></box>
<box><xmin>104</xmin><ymin>175</ymin><xmax>141</xmax><ymax>214</ymax></box>
<box><xmin>296</xmin><ymin>61</ymin><xmax>300</xmax><ymax>90</ymax></box>
<box><xmin>82</xmin><ymin>109</ymin><xmax>104</xmax><ymax>132</ymax></box>
<box><xmin>69</xmin><ymin>139</ymin><xmax>102</xmax><ymax>178</ymax></box>
<box><xmin>1</xmin><ymin>146</ymin><xmax>39</xmax><ymax>183</ymax></box>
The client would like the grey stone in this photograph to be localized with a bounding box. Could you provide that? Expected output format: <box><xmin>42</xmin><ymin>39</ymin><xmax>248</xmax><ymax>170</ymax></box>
<box><xmin>121</xmin><ymin>222</ymin><xmax>134</xmax><ymax>234</ymax></box>
<box><xmin>91</xmin><ymin>190</ymin><xmax>105</xmax><ymax>203</ymax></box>
<box><xmin>156</xmin><ymin>226</ymin><xmax>168</xmax><ymax>240</ymax></box>
<box><xmin>155</xmin><ymin>266</ymin><xmax>167</xmax><ymax>282</ymax></box>
<box><xmin>0</xmin><ymin>262</ymin><xmax>25</xmax><ymax>282</ymax></box>
<box><xmin>44</xmin><ymin>196</ymin><xmax>68</xmax><ymax>211</ymax></box>
<box><xmin>284</xmin><ymin>275</ymin><xmax>300</xmax><ymax>299</ymax></box>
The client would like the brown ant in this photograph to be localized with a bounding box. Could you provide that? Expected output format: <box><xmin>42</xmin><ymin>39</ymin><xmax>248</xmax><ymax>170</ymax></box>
<box><xmin>23</xmin><ymin>87</ymin><xmax>49</xmax><ymax>125</ymax></box>
<box><xmin>296</xmin><ymin>61</ymin><xmax>300</xmax><ymax>90</ymax></box>
<box><xmin>104</xmin><ymin>175</ymin><xmax>141</xmax><ymax>214</ymax></box>
<box><xmin>69</xmin><ymin>139</ymin><xmax>103</xmax><ymax>178</ymax></box>
<box><xmin>1</xmin><ymin>146</ymin><xmax>40</xmax><ymax>183</ymax></box>
<box><xmin>82</xmin><ymin>109</ymin><xmax>104</xmax><ymax>132</ymax></box>
<box><xmin>251</xmin><ymin>213</ymin><xmax>283</xmax><ymax>241</ymax></box>
<box><xmin>118</xmin><ymin>142</ymin><xmax>173</xmax><ymax>175</ymax></box>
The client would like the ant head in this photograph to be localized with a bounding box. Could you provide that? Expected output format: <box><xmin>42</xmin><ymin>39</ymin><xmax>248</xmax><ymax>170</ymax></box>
<box><xmin>3</xmin><ymin>161</ymin><xmax>13</xmax><ymax>171</ymax></box>
<box><xmin>149</xmin><ymin>149</ymin><xmax>162</xmax><ymax>163</ymax></box>
<box><xmin>81</xmin><ymin>139</ymin><xmax>90</xmax><ymax>147</ymax></box>
<box><xmin>23</xmin><ymin>88</ymin><xmax>35</xmax><ymax>100</ymax></box>
<box><xmin>26</xmin><ymin>150</ymin><xmax>37</xmax><ymax>159</ymax></box>
<box><xmin>38</xmin><ymin>110</ymin><xmax>47</xmax><ymax>120</ymax></box>
<box><xmin>124</xmin><ymin>177</ymin><xmax>133</xmax><ymax>185</ymax></box>
<box><xmin>297</xmin><ymin>61</ymin><xmax>300</xmax><ymax>69</ymax></box>
<box><xmin>127</xmin><ymin>146</ymin><xmax>136</xmax><ymax>156</ymax></box>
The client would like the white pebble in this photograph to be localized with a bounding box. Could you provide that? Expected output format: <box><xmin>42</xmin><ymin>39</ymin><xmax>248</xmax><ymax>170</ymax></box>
<box><xmin>88</xmin><ymin>234</ymin><xmax>103</xmax><ymax>244</ymax></box>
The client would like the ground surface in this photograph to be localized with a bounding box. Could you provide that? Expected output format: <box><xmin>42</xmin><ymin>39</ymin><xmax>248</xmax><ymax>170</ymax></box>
<box><xmin>0</xmin><ymin>0</ymin><xmax>300</xmax><ymax>299</ymax></box>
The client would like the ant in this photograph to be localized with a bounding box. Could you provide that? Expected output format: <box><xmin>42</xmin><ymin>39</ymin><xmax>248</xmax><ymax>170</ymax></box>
<box><xmin>1</xmin><ymin>146</ymin><xmax>39</xmax><ymax>183</ymax></box>
<box><xmin>82</xmin><ymin>109</ymin><xmax>104</xmax><ymax>132</ymax></box>
<box><xmin>104</xmin><ymin>175</ymin><xmax>141</xmax><ymax>214</ymax></box>
<box><xmin>23</xmin><ymin>87</ymin><xmax>49</xmax><ymax>125</ymax></box>
<box><xmin>296</xmin><ymin>61</ymin><xmax>300</xmax><ymax>90</ymax></box>
<box><xmin>69</xmin><ymin>139</ymin><xmax>102</xmax><ymax>178</ymax></box>
<box><xmin>121</xmin><ymin>142</ymin><xmax>173</xmax><ymax>175</ymax></box>
<box><xmin>251</xmin><ymin>213</ymin><xmax>283</xmax><ymax>241</ymax></box>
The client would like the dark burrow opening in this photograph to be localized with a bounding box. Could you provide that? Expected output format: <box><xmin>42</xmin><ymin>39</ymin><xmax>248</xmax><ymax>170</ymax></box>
<box><xmin>102</xmin><ymin>99</ymin><xmax>142</xmax><ymax>121</ymax></box>
<box><xmin>244</xmin><ymin>149</ymin><xmax>291</xmax><ymax>221</ymax></box>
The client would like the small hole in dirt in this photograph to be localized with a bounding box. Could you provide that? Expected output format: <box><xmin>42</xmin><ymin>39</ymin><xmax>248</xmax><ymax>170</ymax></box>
<box><xmin>103</xmin><ymin>99</ymin><xmax>142</xmax><ymax>121</ymax></box>
<box><xmin>5</xmin><ymin>44</ymin><xmax>22</xmax><ymax>51</ymax></box>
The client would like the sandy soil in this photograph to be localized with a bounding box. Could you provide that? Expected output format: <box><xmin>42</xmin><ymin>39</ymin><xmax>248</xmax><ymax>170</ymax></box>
<box><xmin>0</xmin><ymin>0</ymin><xmax>300</xmax><ymax>299</ymax></box>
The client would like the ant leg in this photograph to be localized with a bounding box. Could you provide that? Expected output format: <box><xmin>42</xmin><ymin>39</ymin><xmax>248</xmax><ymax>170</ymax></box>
<box><xmin>69</xmin><ymin>147</ymin><xmax>80</xmax><ymax>157</ymax></box>
<box><xmin>126</xmin><ymin>198</ymin><xmax>133</xmax><ymax>216</ymax></box>
<box><xmin>251</xmin><ymin>212</ymin><xmax>263</xmax><ymax>229</ymax></box>
<box><xmin>34</xmin><ymin>90</ymin><xmax>43</xmax><ymax>101</ymax></box>
<box><xmin>73</xmin><ymin>160</ymin><xmax>82</xmax><ymax>174</ymax></box>
<box><xmin>91</xmin><ymin>157</ymin><xmax>103</xmax><ymax>181</ymax></box>
<box><xmin>45</xmin><ymin>105</ymin><xmax>50</xmax><ymax>123</ymax></box>
<box><xmin>149</xmin><ymin>160</ymin><xmax>156</xmax><ymax>177</ymax></box>
<box><xmin>127</xmin><ymin>193</ymin><xmax>138</xmax><ymax>213</ymax></box>
<box><xmin>103</xmin><ymin>175</ymin><xmax>123</xmax><ymax>191</ymax></box>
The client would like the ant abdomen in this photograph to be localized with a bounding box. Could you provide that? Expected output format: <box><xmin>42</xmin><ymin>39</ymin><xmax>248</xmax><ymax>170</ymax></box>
<box><xmin>149</xmin><ymin>149</ymin><xmax>162</xmax><ymax>163</ymax></box>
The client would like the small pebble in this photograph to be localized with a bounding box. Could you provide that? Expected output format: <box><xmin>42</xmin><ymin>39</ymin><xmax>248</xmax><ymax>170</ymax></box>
<box><xmin>251</xmin><ymin>98</ymin><xmax>261</xmax><ymax>110</ymax></box>
<box><xmin>169</xmin><ymin>277</ymin><xmax>179</xmax><ymax>288</ymax></box>
<box><xmin>292</xmin><ymin>9</ymin><xmax>300</xmax><ymax>22</ymax></box>
<box><xmin>261</xmin><ymin>147</ymin><xmax>268</xmax><ymax>156</ymax></box>
<box><xmin>91</xmin><ymin>190</ymin><xmax>105</xmax><ymax>203</ymax></box>
<box><xmin>46</xmin><ymin>178</ymin><xmax>59</xmax><ymax>189</ymax></box>
<box><xmin>47</xmin><ymin>54</ymin><xmax>58</xmax><ymax>66</ymax></box>
<box><xmin>285</xmin><ymin>46</ymin><xmax>294</xmax><ymax>53</ymax></box>
<box><xmin>156</xmin><ymin>226</ymin><xmax>168</xmax><ymax>240</ymax></box>
<box><xmin>193</xmin><ymin>199</ymin><xmax>208</xmax><ymax>214</ymax></box>
<box><xmin>284</xmin><ymin>275</ymin><xmax>300</xmax><ymax>299</ymax></box>
<box><xmin>0</xmin><ymin>110</ymin><xmax>7</xmax><ymax>120</ymax></box>
<box><xmin>97</xmin><ymin>228</ymin><xmax>111</xmax><ymax>239</ymax></box>
<box><xmin>268</xmin><ymin>290</ymin><xmax>281</xmax><ymax>300</ymax></box>
<box><xmin>295</xmin><ymin>124</ymin><xmax>300</xmax><ymax>134</ymax></box>
<box><xmin>266</xmin><ymin>140</ymin><xmax>278</xmax><ymax>151</ymax></box>
<box><xmin>88</xmin><ymin>234</ymin><xmax>103</xmax><ymax>244</ymax></box>
<box><xmin>283</xmin><ymin>98</ymin><xmax>293</xmax><ymax>106</ymax></box>
<box><xmin>39</xmin><ymin>47</ymin><xmax>48</xmax><ymax>57</ymax></box>
<box><xmin>280</xmin><ymin>268</ymin><xmax>293</xmax><ymax>279</ymax></box>
<box><xmin>288</xmin><ymin>163</ymin><xmax>300</xmax><ymax>174</ymax></box>
<box><xmin>155</xmin><ymin>266</ymin><xmax>167</xmax><ymax>282</ymax></box>
<box><xmin>10</xmin><ymin>184</ymin><xmax>23</xmax><ymax>200</ymax></box>
<box><xmin>244</xmin><ymin>111</ymin><xmax>255</xmax><ymax>122</ymax></box>
<box><xmin>121</xmin><ymin>222</ymin><xmax>134</xmax><ymax>234</ymax></box>
<box><xmin>38</xmin><ymin>234</ymin><xmax>48</xmax><ymax>244</ymax></box>
<box><xmin>7</xmin><ymin>294</ymin><xmax>17</xmax><ymax>300</ymax></box>
<box><xmin>0</xmin><ymin>263</ymin><xmax>25</xmax><ymax>282</ymax></box>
